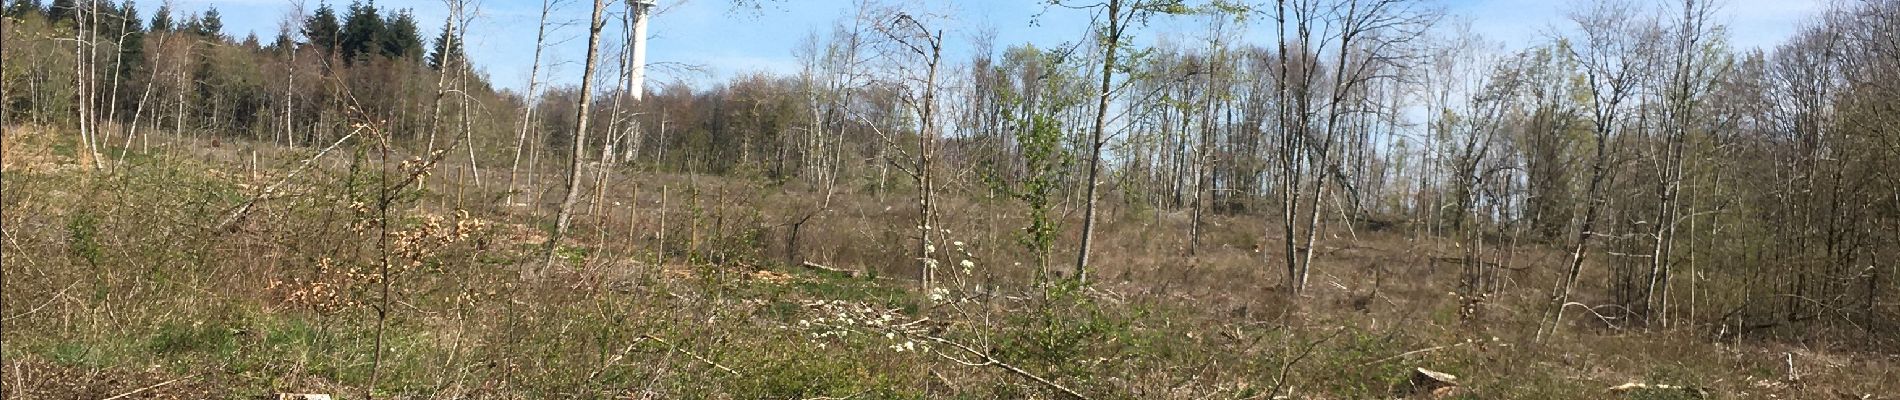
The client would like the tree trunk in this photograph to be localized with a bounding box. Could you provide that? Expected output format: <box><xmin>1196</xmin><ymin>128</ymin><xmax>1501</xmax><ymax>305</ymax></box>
<box><xmin>542</xmin><ymin>0</ymin><xmax>609</xmax><ymax>268</ymax></box>
<box><xmin>507</xmin><ymin>0</ymin><xmax>553</xmax><ymax>206</ymax></box>
<box><xmin>917</xmin><ymin>30</ymin><xmax>942</xmax><ymax>299</ymax></box>
<box><xmin>1543</xmin><ymin>122</ymin><xmax>1612</xmax><ymax>341</ymax></box>
<box><xmin>1075</xmin><ymin>0</ymin><xmax>1123</xmax><ymax>284</ymax></box>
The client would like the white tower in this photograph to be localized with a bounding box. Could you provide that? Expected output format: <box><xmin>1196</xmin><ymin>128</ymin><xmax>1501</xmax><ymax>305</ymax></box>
<box><xmin>616</xmin><ymin>0</ymin><xmax>655</xmax><ymax>164</ymax></box>
<box><xmin>628</xmin><ymin>0</ymin><xmax>654</xmax><ymax>101</ymax></box>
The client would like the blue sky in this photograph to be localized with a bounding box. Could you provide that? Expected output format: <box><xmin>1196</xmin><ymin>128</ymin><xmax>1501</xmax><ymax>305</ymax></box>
<box><xmin>152</xmin><ymin>0</ymin><xmax>1827</xmax><ymax>92</ymax></box>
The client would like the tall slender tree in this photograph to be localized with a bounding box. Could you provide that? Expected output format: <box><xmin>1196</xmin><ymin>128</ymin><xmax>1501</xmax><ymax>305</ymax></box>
<box><xmin>1065</xmin><ymin>0</ymin><xmax>1189</xmax><ymax>284</ymax></box>
<box><xmin>543</xmin><ymin>0</ymin><xmax>608</xmax><ymax>268</ymax></box>
<box><xmin>1540</xmin><ymin>0</ymin><xmax>1660</xmax><ymax>340</ymax></box>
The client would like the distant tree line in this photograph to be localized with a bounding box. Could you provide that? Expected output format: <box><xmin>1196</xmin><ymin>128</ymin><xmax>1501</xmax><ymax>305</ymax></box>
<box><xmin>3</xmin><ymin>0</ymin><xmax>486</xmax><ymax>153</ymax></box>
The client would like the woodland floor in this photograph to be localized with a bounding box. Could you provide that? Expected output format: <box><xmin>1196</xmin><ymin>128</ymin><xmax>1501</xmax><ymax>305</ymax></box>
<box><xmin>1</xmin><ymin>125</ymin><xmax>1896</xmax><ymax>399</ymax></box>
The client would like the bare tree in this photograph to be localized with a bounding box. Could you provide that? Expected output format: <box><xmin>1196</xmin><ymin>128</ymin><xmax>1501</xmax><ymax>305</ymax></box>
<box><xmin>507</xmin><ymin>0</ymin><xmax>560</xmax><ymax>206</ymax></box>
<box><xmin>280</xmin><ymin>3</ymin><xmax>304</xmax><ymax>149</ymax></box>
<box><xmin>863</xmin><ymin>4</ymin><xmax>946</xmax><ymax>297</ymax></box>
<box><xmin>455</xmin><ymin>2</ymin><xmax>481</xmax><ymax>190</ymax></box>
<box><xmin>1273</xmin><ymin>0</ymin><xmax>1435</xmax><ymax>295</ymax></box>
<box><xmin>1190</xmin><ymin>2</ymin><xmax>1247</xmax><ymax>257</ymax></box>
<box><xmin>543</xmin><ymin>0</ymin><xmax>610</xmax><ymax>268</ymax></box>
<box><xmin>1065</xmin><ymin>0</ymin><xmax>1189</xmax><ymax>283</ymax></box>
<box><xmin>124</xmin><ymin>0</ymin><xmax>184</xmax><ymax>157</ymax></box>
<box><xmin>102</xmin><ymin>0</ymin><xmax>132</xmax><ymax>130</ymax></box>
<box><xmin>1641</xmin><ymin>0</ymin><xmax>1724</xmax><ymax>327</ymax></box>
<box><xmin>1425</xmin><ymin>24</ymin><xmax>1514</xmax><ymax>294</ymax></box>
<box><xmin>72</xmin><ymin>0</ymin><xmax>101</xmax><ymax>169</ymax></box>
<box><xmin>424</xmin><ymin>0</ymin><xmax>467</xmax><ymax>162</ymax></box>
<box><xmin>1540</xmin><ymin>0</ymin><xmax>1660</xmax><ymax>341</ymax></box>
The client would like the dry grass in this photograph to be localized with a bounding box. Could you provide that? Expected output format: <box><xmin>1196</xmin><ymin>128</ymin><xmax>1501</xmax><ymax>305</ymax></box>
<box><xmin>2</xmin><ymin>126</ymin><xmax>1895</xmax><ymax>399</ymax></box>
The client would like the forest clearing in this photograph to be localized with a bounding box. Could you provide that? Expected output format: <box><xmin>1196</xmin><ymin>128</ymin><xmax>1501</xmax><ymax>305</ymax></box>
<box><xmin>3</xmin><ymin>0</ymin><xmax>1898</xmax><ymax>398</ymax></box>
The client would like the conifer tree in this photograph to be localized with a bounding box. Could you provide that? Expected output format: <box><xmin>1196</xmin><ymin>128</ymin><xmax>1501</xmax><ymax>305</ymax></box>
<box><xmin>378</xmin><ymin>9</ymin><xmax>422</xmax><ymax>61</ymax></box>
<box><xmin>195</xmin><ymin>6</ymin><xmax>221</xmax><ymax>38</ymax></box>
<box><xmin>303</xmin><ymin>3</ymin><xmax>341</xmax><ymax>54</ymax></box>
<box><xmin>147</xmin><ymin>3</ymin><xmax>170</xmax><ymax>32</ymax></box>
<box><xmin>45</xmin><ymin>0</ymin><xmax>73</xmax><ymax>22</ymax></box>
<box><xmin>339</xmin><ymin>0</ymin><xmax>383</xmax><ymax>63</ymax></box>
<box><xmin>426</xmin><ymin>20</ymin><xmax>464</xmax><ymax>71</ymax></box>
<box><xmin>4</xmin><ymin>0</ymin><xmax>41</xmax><ymax>18</ymax></box>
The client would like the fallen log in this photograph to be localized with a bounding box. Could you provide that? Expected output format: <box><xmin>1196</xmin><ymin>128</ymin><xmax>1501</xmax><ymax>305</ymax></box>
<box><xmin>1404</xmin><ymin>368</ymin><xmax>1459</xmax><ymax>399</ymax></box>
<box><xmin>801</xmin><ymin>261</ymin><xmax>861</xmax><ymax>278</ymax></box>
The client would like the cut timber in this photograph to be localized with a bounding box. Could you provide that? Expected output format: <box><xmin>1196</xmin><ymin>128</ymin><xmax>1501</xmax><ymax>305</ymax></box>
<box><xmin>268</xmin><ymin>394</ymin><xmax>333</xmax><ymax>400</ymax></box>
<box><xmin>1405</xmin><ymin>368</ymin><xmax>1459</xmax><ymax>399</ymax></box>
<box><xmin>1607</xmin><ymin>382</ymin><xmax>1708</xmax><ymax>398</ymax></box>
<box><xmin>801</xmin><ymin>261</ymin><xmax>861</xmax><ymax>278</ymax></box>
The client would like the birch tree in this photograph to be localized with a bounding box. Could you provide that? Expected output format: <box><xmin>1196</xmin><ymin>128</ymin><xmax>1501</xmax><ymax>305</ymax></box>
<box><xmin>863</xmin><ymin>4</ymin><xmax>945</xmax><ymax>298</ymax></box>
<box><xmin>543</xmin><ymin>0</ymin><xmax>608</xmax><ymax>268</ymax></box>
<box><xmin>1273</xmin><ymin>0</ymin><xmax>1436</xmax><ymax>296</ymax></box>
<box><xmin>1063</xmin><ymin>0</ymin><xmax>1189</xmax><ymax>284</ymax></box>
<box><xmin>506</xmin><ymin>0</ymin><xmax>558</xmax><ymax>206</ymax></box>
<box><xmin>1641</xmin><ymin>0</ymin><xmax>1725</xmax><ymax>327</ymax></box>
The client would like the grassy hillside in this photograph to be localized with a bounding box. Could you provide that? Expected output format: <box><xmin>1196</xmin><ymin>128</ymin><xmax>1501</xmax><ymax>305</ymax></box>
<box><xmin>2</xmin><ymin>126</ymin><xmax>1894</xmax><ymax>399</ymax></box>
